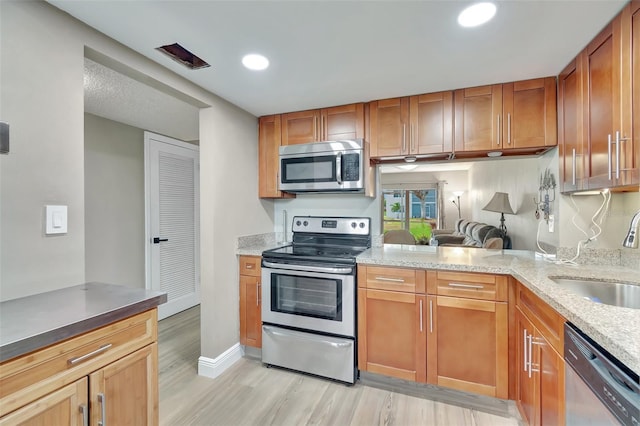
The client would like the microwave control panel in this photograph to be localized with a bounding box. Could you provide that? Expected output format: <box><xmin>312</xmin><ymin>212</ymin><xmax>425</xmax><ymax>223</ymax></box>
<box><xmin>342</xmin><ymin>153</ymin><xmax>360</xmax><ymax>182</ymax></box>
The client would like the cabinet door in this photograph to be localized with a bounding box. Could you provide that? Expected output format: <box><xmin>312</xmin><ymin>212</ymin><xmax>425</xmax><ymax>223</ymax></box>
<box><xmin>321</xmin><ymin>103</ymin><xmax>364</xmax><ymax>141</ymax></box>
<box><xmin>502</xmin><ymin>78</ymin><xmax>557</xmax><ymax>150</ymax></box>
<box><xmin>369</xmin><ymin>97</ymin><xmax>410</xmax><ymax>157</ymax></box>
<box><xmin>357</xmin><ymin>289</ymin><xmax>426</xmax><ymax>382</ymax></box>
<box><xmin>410</xmin><ymin>92</ymin><xmax>453</xmax><ymax>155</ymax></box>
<box><xmin>516</xmin><ymin>310</ymin><xmax>538</xmax><ymax>426</ymax></box>
<box><xmin>454</xmin><ymin>85</ymin><xmax>503</xmax><ymax>152</ymax></box>
<box><xmin>282</xmin><ymin>109</ymin><xmax>320</xmax><ymax>145</ymax></box>
<box><xmin>625</xmin><ymin>1</ymin><xmax>640</xmax><ymax>186</ymax></box>
<box><xmin>240</xmin><ymin>274</ymin><xmax>262</xmax><ymax>348</ymax></box>
<box><xmin>583</xmin><ymin>19</ymin><xmax>624</xmax><ymax>189</ymax></box>
<box><xmin>90</xmin><ymin>344</ymin><xmax>158</xmax><ymax>426</ymax></box>
<box><xmin>0</xmin><ymin>377</ymin><xmax>87</xmax><ymax>426</ymax></box>
<box><xmin>259</xmin><ymin>115</ymin><xmax>293</xmax><ymax>199</ymax></box>
<box><xmin>426</xmin><ymin>296</ymin><xmax>508</xmax><ymax>398</ymax></box>
<box><xmin>558</xmin><ymin>58</ymin><xmax>585</xmax><ymax>192</ymax></box>
<box><xmin>538</xmin><ymin>337</ymin><xmax>565</xmax><ymax>426</ymax></box>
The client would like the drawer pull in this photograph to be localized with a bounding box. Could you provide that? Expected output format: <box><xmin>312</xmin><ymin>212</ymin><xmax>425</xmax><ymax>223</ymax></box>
<box><xmin>447</xmin><ymin>283</ymin><xmax>484</xmax><ymax>290</ymax></box>
<box><xmin>68</xmin><ymin>343</ymin><xmax>113</xmax><ymax>365</ymax></box>
<box><xmin>374</xmin><ymin>276</ymin><xmax>405</xmax><ymax>283</ymax></box>
<box><xmin>245</xmin><ymin>264</ymin><xmax>254</xmax><ymax>269</ymax></box>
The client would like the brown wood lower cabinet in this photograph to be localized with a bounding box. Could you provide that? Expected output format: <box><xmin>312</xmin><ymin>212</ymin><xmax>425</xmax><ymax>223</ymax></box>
<box><xmin>516</xmin><ymin>282</ymin><xmax>565</xmax><ymax>426</ymax></box>
<box><xmin>426</xmin><ymin>271</ymin><xmax>509</xmax><ymax>398</ymax></box>
<box><xmin>0</xmin><ymin>309</ymin><xmax>159</xmax><ymax>425</ymax></box>
<box><xmin>239</xmin><ymin>255</ymin><xmax>262</xmax><ymax>348</ymax></box>
<box><xmin>427</xmin><ymin>295</ymin><xmax>508</xmax><ymax>398</ymax></box>
<box><xmin>357</xmin><ymin>288</ymin><xmax>427</xmax><ymax>382</ymax></box>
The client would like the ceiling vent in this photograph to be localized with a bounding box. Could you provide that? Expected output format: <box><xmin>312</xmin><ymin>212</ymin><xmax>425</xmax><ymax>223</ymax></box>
<box><xmin>156</xmin><ymin>43</ymin><xmax>210</xmax><ymax>70</ymax></box>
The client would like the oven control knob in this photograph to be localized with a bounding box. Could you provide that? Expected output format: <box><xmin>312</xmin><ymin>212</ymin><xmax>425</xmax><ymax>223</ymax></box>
<box><xmin>359</xmin><ymin>222</ymin><xmax>365</xmax><ymax>228</ymax></box>
<box><xmin>351</xmin><ymin>222</ymin><xmax>357</xmax><ymax>228</ymax></box>
<box><xmin>296</xmin><ymin>220</ymin><xmax>301</xmax><ymax>226</ymax></box>
<box><xmin>303</xmin><ymin>221</ymin><xmax>308</xmax><ymax>226</ymax></box>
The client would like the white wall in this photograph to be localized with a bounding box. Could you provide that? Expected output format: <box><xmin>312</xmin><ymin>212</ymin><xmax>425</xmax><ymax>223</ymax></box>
<box><xmin>84</xmin><ymin>113</ymin><xmax>145</xmax><ymax>288</ymax></box>
<box><xmin>1</xmin><ymin>1</ymin><xmax>86</xmax><ymax>300</ymax></box>
<box><xmin>1</xmin><ymin>1</ymin><xmax>275</xmax><ymax>363</ymax></box>
<box><xmin>200</xmin><ymin>104</ymin><xmax>274</xmax><ymax>357</ymax></box>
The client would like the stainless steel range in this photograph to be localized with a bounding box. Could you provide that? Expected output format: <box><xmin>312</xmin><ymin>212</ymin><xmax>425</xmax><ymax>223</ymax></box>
<box><xmin>261</xmin><ymin>216</ymin><xmax>371</xmax><ymax>384</ymax></box>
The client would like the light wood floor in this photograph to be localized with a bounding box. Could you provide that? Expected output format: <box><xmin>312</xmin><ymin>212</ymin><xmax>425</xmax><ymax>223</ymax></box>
<box><xmin>158</xmin><ymin>306</ymin><xmax>521</xmax><ymax>426</ymax></box>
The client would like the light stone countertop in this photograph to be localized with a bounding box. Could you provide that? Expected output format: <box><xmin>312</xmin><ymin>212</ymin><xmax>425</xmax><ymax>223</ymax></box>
<box><xmin>358</xmin><ymin>244</ymin><xmax>640</xmax><ymax>375</ymax></box>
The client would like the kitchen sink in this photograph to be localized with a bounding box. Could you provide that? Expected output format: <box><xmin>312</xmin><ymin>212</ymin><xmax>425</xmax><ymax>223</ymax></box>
<box><xmin>549</xmin><ymin>277</ymin><xmax>640</xmax><ymax>309</ymax></box>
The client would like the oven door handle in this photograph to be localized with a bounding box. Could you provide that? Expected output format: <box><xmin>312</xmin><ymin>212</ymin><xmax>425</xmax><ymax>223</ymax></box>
<box><xmin>262</xmin><ymin>260</ymin><xmax>353</xmax><ymax>275</ymax></box>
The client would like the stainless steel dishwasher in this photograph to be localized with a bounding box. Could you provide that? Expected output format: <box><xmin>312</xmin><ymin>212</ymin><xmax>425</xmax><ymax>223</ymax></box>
<box><xmin>565</xmin><ymin>322</ymin><xmax>639</xmax><ymax>425</ymax></box>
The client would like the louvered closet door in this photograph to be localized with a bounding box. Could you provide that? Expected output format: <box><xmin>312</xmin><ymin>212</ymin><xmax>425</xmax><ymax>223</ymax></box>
<box><xmin>145</xmin><ymin>132</ymin><xmax>200</xmax><ymax>319</ymax></box>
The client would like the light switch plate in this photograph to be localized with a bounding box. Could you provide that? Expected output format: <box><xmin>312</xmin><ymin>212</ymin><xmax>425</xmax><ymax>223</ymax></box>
<box><xmin>46</xmin><ymin>205</ymin><xmax>68</xmax><ymax>234</ymax></box>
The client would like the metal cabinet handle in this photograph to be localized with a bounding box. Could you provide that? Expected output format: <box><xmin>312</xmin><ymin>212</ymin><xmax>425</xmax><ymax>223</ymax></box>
<box><xmin>447</xmin><ymin>283</ymin><xmax>483</xmax><ymax>290</ymax></box>
<box><xmin>80</xmin><ymin>404</ymin><xmax>89</xmax><ymax>426</ymax></box>
<box><xmin>98</xmin><ymin>393</ymin><xmax>106</xmax><ymax>426</ymax></box>
<box><xmin>608</xmin><ymin>133</ymin><xmax>613</xmax><ymax>180</ymax></box>
<box><xmin>374</xmin><ymin>276</ymin><xmax>405</xmax><ymax>283</ymax></box>
<box><xmin>245</xmin><ymin>264</ymin><xmax>254</xmax><ymax>269</ymax></box>
<box><xmin>402</xmin><ymin>124</ymin><xmax>407</xmax><ymax>153</ymax></box>
<box><xmin>68</xmin><ymin>344</ymin><xmax>112</xmax><ymax>365</ymax></box>
<box><xmin>615</xmin><ymin>131</ymin><xmax>621</xmax><ymax>179</ymax></box>
<box><xmin>507</xmin><ymin>113</ymin><xmax>511</xmax><ymax>145</ymax></box>
<box><xmin>419</xmin><ymin>300</ymin><xmax>423</xmax><ymax>333</ymax></box>
<box><xmin>572</xmin><ymin>148</ymin><xmax>576</xmax><ymax>186</ymax></box>
<box><xmin>429</xmin><ymin>299</ymin><xmax>433</xmax><ymax>333</ymax></box>
<box><xmin>496</xmin><ymin>115</ymin><xmax>501</xmax><ymax>146</ymax></box>
<box><xmin>523</xmin><ymin>329</ymin><xmax>528</xmax><ymax>373</ymax></box>
<box><xmin>527</xmin><ymin>333</ymin><xmax>534</xmax><ymax>378</ymax></box>
<box><xmin>410</xmin><ymin>124</ymin><xmax>415</xmax><ymax>153</ymax></box>
<box><xmin>257</xmin><ymin>283</ymin><xmax>261</xmax><ymax>306</ymax></box>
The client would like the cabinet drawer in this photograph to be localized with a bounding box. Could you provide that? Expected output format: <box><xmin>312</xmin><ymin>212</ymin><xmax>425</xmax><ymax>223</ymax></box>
<box><xmin>516</xmin><ymin>282</ymin><xmax>565</xmax><ymax>354</ymax></box>
<box><xmin>0</xmin><ymin>309</ymin><xmax>157</xmax><ymax>417</ymax></box>
<box><xmin>361</xmin><ymin>266</ymin><xmax>425</xmax><ymax>293</ymax></box>
<box><xmin>239</xmin><ymin>256</ymin><xmax>261</xmax><ymax>277</ymax></box>
<box><xmin>428</xmin><ymin>271</ymin><xmax>508</xmax><ymax>301</ymax></box>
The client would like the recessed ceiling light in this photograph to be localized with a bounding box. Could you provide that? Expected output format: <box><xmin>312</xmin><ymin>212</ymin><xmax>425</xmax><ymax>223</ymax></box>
<box><xmin>242</xmin><ymin>54</ymin><xmax>269</xmax><ymax>71</ymax></box>
<box><xmin>458</xmin><ymin>2</ymin><xmax>497</xmax><ymax>28</ymax></box>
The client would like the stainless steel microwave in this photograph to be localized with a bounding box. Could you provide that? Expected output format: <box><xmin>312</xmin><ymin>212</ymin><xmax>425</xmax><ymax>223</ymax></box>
<box><xmin>279</xmin><ymin>139</ymin><xmax>365</xmax><ymax>193</ymax></box>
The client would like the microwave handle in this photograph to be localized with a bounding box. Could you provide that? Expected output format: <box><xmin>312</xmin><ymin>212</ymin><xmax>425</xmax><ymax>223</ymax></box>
<box><xmin>336</xmin><ymin>152</ymin><xmax>343</xmax><ymax>184</ymax></box>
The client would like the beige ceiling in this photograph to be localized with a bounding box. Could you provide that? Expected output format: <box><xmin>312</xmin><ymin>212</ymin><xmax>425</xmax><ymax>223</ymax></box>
<box><xmin>84</xmin><ymin>58</ymin><xmax>200</xmax><ymax>142</ymax></box>
<box><xmin>53</xmin><ymin>0</ymin><xmax>627</xmax><ymax>118</ymax></box>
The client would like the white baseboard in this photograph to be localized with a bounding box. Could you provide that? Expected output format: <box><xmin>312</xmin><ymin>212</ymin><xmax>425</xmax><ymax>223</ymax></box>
<box><xmin>198</xmin><ymin>343</ymin><xmax>244</xmax><ymax>379</ymax></box>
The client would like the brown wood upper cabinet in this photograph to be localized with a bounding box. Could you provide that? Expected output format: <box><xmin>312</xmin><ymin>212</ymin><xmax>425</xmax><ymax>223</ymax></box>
<box><xmin>455</xmin><ymin>78</ymin><xmax>557</xmax><ymax>154</ymax></box>
<box><xmin>281</xmin><ymin>103</ymin><xmax>365</xmax><ymax>145</ymax></box>
<box><xmin>258</xmin><ymin>115</ymin><xmax>294</xmax><ymax>199</ymax></box>
<box><xmin>559</xmin><ymin>2</ymin><xmax>639</xmax><ymax>192</ymax></box>
<box><xmin>369</xmin><ymin>92</ymin><xmax>453</xmax><ymax>158</ymax></box>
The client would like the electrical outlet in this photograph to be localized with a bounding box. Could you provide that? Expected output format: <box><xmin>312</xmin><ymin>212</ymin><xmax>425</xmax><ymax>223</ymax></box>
<box><xmin>548</xmin><ymin>214</ymin><xmax>555</xmax><ymax>233</ymax></box>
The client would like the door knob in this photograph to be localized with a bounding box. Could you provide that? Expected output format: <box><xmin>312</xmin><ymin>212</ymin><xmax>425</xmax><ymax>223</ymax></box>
<box><xmin>153</xmin><ymin>237</ymin><xmax>168</xmax><ymax>244</ymax></box>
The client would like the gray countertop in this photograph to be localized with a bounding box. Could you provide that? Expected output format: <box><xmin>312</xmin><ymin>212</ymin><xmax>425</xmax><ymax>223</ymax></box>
<box><xmin>0</xmin><ymin>282</ymin><xmax>167</xmax><ymax>362</ymax></box>
<box><xmin>237</xmin><ymin>241</ymin><xmax>639</xmax><ymax>374</ymax></box>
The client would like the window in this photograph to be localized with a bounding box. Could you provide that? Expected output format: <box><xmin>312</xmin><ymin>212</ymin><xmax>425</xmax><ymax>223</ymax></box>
<box><xmin>382</xmin><ymin>188</ymin><xmax>438</xmax><ymax>243</ymax></box>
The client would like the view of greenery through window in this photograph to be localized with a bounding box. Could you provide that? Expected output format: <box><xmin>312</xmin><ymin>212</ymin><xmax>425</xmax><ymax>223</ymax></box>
<box><xmin>382</xmin><ymin>189</ymin><xmax>437</xmax><ymax>244</ymax></box>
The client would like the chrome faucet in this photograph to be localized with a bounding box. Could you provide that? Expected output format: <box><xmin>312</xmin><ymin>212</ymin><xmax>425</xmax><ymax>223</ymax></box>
<box><xmin>623</xmin><ymin>210</ymin><xmax>640</xmax><ymax>249</ymax></box>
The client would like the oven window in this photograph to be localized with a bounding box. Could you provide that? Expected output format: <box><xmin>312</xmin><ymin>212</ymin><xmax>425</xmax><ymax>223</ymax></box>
<box><xmin>281</xmin><ymin>155</ymin><xmax>336</xmax><ymax>183</ymax></box>
<box><xmin>270</xmin><ymin>274</ymin><xmax>342</xmax><ymax>321</ymax></box>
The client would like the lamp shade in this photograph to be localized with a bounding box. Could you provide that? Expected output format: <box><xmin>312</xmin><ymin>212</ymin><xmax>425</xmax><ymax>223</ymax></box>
<box><xmin>482</xmin><ymin>192</ymin><xmax>515</xmax><ymax>215</ymax></box>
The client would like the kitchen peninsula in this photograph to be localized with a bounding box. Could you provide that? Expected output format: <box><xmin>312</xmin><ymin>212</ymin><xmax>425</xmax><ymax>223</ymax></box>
<box><xmin>0</xmin><ymin>283</ymin><xmax>167</xmax><ymax>424</ymax></box>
